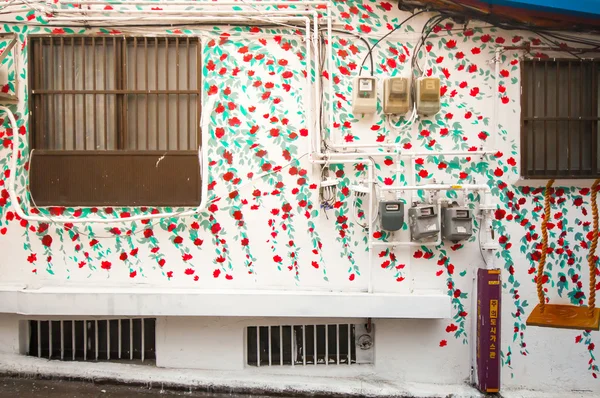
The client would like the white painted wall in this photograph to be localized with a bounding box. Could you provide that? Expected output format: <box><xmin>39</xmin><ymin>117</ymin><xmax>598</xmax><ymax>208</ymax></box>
<box><xmin>0</xmin><ymin>0</ymin><xmax>598</xmax><ymax>395</ymax></box>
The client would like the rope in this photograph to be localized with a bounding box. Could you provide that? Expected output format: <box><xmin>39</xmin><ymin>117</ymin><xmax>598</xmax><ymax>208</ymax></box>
<box><xmin>536</xmin><ymin>179</ymin><xmax>554</xmax><ymax>313</ymax></box>
<box><xmin>588</xmin><ymin>178</ymin><xmax>600</xmax><ymax>315</ymax></box>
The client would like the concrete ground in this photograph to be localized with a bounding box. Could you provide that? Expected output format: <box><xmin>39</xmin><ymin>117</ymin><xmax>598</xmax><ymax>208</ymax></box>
<box><xmin>0</xmin><ymin>377</ymin><xmax>276</xmax><ymax>397</ymax></box>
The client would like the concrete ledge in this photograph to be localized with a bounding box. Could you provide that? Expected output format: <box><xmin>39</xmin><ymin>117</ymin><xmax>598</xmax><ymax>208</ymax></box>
<box><xmin>0</xmin><ymin>354</ymin><xmax>482</xmax><ymax>398</ymax></box>
<box><xmin>0</xmin><ymin>286</ymin><xmax>451</xmax><ymax>318</ymax></box>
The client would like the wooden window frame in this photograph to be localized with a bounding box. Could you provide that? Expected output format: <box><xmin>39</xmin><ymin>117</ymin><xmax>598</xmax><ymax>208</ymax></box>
<box><xmin>28</xmin><ymin>34</ymin><xmax>202</xmax><ymax>207</ymax></box>
<box><xmin>520</xmin><ymin>58</ymin><xmax>599</xmax><ymax>179</ymax></box>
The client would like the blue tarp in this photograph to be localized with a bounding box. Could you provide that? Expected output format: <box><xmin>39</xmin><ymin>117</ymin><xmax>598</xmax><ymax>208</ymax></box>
<box><xmin>482</xmin><ymin>0</ymin><xmax>600</xmax><ymax>18</ymax></box>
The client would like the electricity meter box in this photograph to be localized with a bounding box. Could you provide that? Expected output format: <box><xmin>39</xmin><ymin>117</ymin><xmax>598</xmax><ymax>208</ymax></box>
<box><xmin>383</xmin><ymin>77</ymin><xmax>410</xmax><ymax>114</ymax></box>
<box><xmin>416</xmin><ymin>77</ymin><xmax>441</xmax><ymax>116</ymax></box>
<box><xmin>442</xmin><ymin>207</ymin><xmax>473</xmax><ymax>242</ymax></box>
<box><xmin>379</xmin><ymin>201</ymin><xmax>405</xmax><ymax>231</ymax></box>
<box><xmin>408</xmin><ymin>204</ymin><xmax>439</xmax><ymax>241</ymax></box>
<box><xmin>352</xmin><ymin>76</ymin><xmax>377</xmax><ymax>114</ymax></box>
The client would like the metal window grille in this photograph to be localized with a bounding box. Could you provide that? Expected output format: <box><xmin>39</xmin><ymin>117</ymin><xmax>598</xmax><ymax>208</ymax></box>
<box><xmin>26</xmin><ymin>318</ymin><xmax>156</xmax><ymax>362</ymax></box>
<box><xmin>28</xmin><ymin>35</ymin><xmax>202</xmax><ymax>206</ymax></box>
<box><xmin>246</xmin><ymin>324</ymin><xmax>374</xmax><ymax>367</ymax></box>
<box><xmin>521</xmin><ymin>59</ymin><xmax>600</xmax><ymax>179</ymax></box>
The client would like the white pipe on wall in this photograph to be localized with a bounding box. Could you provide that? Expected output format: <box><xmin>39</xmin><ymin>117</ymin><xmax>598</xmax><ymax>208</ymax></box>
<box><xmin>490</xmin><ymin>47</ymin><xmax>502</xmax><ymax>150</ymax></box>
<box><xmin>52</xmin><ymin>2</ymin><xmax>330</xmax><ymax>157</ymax></box>
<box><xmin>381</xmin><ymin>184</ymin><xmax>491</xmax><ymax>192</ymax></box>
<box><xmin>55</xmin><ymin>0</ymin><xmax>331</xmax><ymax>5</ymax></box>
<box><xmin>309</xmin><ymin>155</ymin><xmax>377</xmax><ymax>293</ymax></box>
<box><xmin>8</xmin><ymin>0</ymin><xmax>498</xmax><ymax>301</ymax></box>
<box><xmin>52</xmin><ymin>9</ymin><xmax>321</xmax><ymax>17</ymax></box>
<box><xmin>6</xmin><ymin>14</ymin><xmax>316</xmax><ymax>224</ymax></box>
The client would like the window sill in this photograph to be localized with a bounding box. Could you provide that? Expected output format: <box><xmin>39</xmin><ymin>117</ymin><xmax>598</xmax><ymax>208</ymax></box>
<box><xmin>515</xmin><ymin>176</ymin><xmax>600</xmax><ymax>188</ymax></box>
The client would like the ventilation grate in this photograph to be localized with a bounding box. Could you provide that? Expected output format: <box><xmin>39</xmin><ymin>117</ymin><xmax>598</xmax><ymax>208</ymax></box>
<box><xmin>27</xmin><ymin>318</ymin><xmax>155</xmax><ymax>362</ymax></box>
<box><xmin>246</xmin><ymin>324</ymin><xmax>374</xmax><ymax>367</ymax></box>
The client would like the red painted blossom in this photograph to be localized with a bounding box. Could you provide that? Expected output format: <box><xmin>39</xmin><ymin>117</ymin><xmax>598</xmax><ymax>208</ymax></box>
<box><xmin>41</xmin><ymin>235</ymin><xmax>52</xmax><ymax>247</ymax></box>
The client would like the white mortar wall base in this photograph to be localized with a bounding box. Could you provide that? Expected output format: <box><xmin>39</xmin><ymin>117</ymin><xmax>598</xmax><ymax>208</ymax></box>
<box><xmin>0</xmin><ymin>314</ymin><xmax>19</xmax><ymax>355</ymax></box>
<box><xmin>155</xmin><ymin>316</ymin><xmax>380</xmax><ymax>373</ymax></box>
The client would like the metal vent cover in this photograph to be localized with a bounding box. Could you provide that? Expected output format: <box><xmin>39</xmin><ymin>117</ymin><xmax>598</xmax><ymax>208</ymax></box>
<box><xmin>26</xmin><ymin>318</ymin><xmax>155</xmax><ymax>362</ymax></box>
<box><xmin>246</xmin><ymin>323</ymin><xmax>374</xmax><ymax>367</ymax></box>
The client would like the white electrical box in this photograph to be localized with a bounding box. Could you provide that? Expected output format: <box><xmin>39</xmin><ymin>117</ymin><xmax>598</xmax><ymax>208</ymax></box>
<box><xmin>383</xmin><ymin>77</ymin><xmax>410</xmax><ymax>114</ymax></box>
<box><xmin>352</xmin><ymin>76</ymin><xmax>377</xmax><ymax>114</ymax></box>
<box><xmin>416</xmin><ymin>77</ymin><xmax>440</xmax><ymax>116</ymax></box>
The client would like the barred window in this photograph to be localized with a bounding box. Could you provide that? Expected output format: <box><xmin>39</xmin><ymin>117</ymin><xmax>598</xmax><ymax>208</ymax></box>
<box><xmin>521</xmin><ymin>59</ymin><xmax>599</xmax><ymax>179</ymax></box>
<box><xmin>29</xmin><ymin>35</ymin><xmax>202</xmax><ymax>206</ymax></box>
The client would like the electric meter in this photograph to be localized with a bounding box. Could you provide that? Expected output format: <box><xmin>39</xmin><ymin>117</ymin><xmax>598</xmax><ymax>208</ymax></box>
<box><xmin>352</xmin><ymin>76</ymin><xmax>377</xmax><ymax>114</ymax></box>
<box><xmin>416</xmin><ymin>77</ymin><xmax>440</xmax><ymax>116</ymax></box>
<box><xmin>383</xmin><ymin>77</ymin><xmax>410</xmax><ymax>114</ymax></box>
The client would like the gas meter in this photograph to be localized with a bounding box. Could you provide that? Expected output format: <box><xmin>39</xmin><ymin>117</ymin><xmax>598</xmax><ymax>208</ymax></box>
<box><xmin>379</xmin><ymin>201</ymin><xmax>404</xmax><ymax>231</ymax></box>
<box><xmin>408</xmin><ymin>204</ymin><xmax>440</xmax><ymax>241</ymax></box>
<box><xmin>442</xmin><ymin>207</ymin><xmax>473</xmax><ymax>242</ymax></box>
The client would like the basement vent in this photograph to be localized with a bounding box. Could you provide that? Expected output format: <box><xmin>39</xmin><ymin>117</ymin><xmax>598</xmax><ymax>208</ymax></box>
<box><xmin>246</xmin><ymin>324</ymin><xmax>374</xmax><ymax>367</ymax></box>
<box><xmin>26</xmin><ymin>319</ymin><xmax>156</xmax><ymax>362</ymax></box>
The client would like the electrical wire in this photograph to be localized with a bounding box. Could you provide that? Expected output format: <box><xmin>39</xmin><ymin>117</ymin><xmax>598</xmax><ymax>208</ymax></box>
<box><xmin>351</xmin><ymin>194</ymin><xmax>368</xmax><ymax>230</ymax></box>
<box><xmin>411</xmin><ymin>14</ymin><xmax>447</xmax><ymax>75</ymax></box>
<box><xmin>429</xmin><ymin>0</ymin><xmax>600</xmax><ymax>55</ymax></box>
<box><xmin>358</xmin><ymin>9</ymin><xmax>428</xmax><ymax>76</ymax></box>
<box><xmin>320</xmin><ymin>27</ymin><xmax>374</xmax><ymax>79</ymax></box>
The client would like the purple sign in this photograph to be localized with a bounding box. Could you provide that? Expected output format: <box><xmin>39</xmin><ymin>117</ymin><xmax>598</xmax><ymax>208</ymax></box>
<box><xmin>477</xmin><ymin>268</ymin><xmax>501</xmax><ymax>393</ymax></box>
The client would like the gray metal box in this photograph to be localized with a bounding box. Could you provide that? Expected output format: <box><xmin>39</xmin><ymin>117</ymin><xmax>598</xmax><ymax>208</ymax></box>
<box><xmin>379</xmin><ymin>201</ymin><xmax>404</xmax><ymax>231</ymax></box>
<box><xmin>408</xmin><ymin>205</ymin><xmax>439</xmax><ymax>241</ymax></box>
<box><xmin>442</xmin><ymin>207</ymin><xmax>473</xmax><ymax>242</ymax></box>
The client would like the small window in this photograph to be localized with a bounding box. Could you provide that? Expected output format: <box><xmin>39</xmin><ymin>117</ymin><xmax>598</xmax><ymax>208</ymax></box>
<box><xmin>28</xmin><ymin>36</ymin><xmax>201</xmax><ymax>206</ymax></box>
<box><xmin>521</xmin><ymin>59</ymin><xmax>599</xmax><ymax>179</ymax></box>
